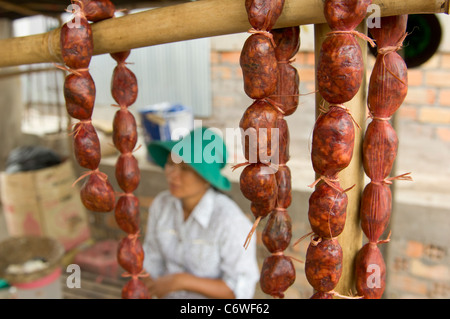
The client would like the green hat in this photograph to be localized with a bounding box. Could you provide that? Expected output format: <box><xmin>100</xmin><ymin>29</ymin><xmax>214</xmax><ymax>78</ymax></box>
<box><xmin>147</xmin><ymin>126</ymin><xmax>231</xmax><ymax>191</ymax></box>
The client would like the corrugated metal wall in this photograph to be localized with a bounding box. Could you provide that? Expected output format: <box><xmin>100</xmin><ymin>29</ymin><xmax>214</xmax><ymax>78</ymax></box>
<box><xmin>15</xmin><ymin>15</ymin><xmax>212</xmax><ymax>119</ymax></box>
<box><xmin>89</xmin><ymin>38</ymin><xmax>211</xmax><ymax>117</ymax></box>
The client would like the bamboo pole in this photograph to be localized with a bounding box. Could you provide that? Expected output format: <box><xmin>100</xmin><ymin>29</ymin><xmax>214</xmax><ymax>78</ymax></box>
<box><xmin>0</xmin><ymin>0</ymin><xmax>448</xmax><ymax>67</ymax></box>
<box><xmin>313</xmin><ymin>22</ymin><xmax>367</xmax><ymax>296</ymax></box>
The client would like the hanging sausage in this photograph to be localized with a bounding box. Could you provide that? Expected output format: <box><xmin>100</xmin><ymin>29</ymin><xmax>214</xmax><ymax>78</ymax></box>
<box><xmin>355</xmin><ymin>14</ymin><xmax>411</xmax><ymax>299</ymax></box>
<box><xmin>88</xmin><ymin>0</ymin><xmax>150</xmax><ymax>299</ymax></box>
<box><xmin>110</xmin><ymin>48</ymin><xmax>150</xmax><ymax>298</ymax></box>
<box><xmin>303</xmin><ymin>0</ymin><xmax>372</xmax><ymax>299</ymax></box>
<box><xmin>238</xmin><ymin>0</ymin><xmax>302</xmax><ymax>298</ymax></box>
<box><xmin>61</xmin><ymin>0</ymin><xmax>115</xmax><ymax>212</ymax></box>
<box><xmin>62</xmin><ymin>0</ymin><xmax>149</xmax><ymax>298</ymax></box>
<box><xmin>258</xmin><ymin>26</ymin><xmax>301</xmax><ymax>299</ymax></box>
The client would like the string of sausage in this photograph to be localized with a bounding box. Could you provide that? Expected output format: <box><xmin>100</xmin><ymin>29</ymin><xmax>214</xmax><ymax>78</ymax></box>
<box><xmin>111</xmin><ymin>48</ymin><xmax>150</xmax><ymax>298</ymax></box>
<box><xmin>259</xmin><ymin>26</ymin><xmax>301</xmax><ymax>298</ymax></box>
<box><xmin>60</xmin><ymin>0</ymin><xmax>116</xmax><ymax>213</ymax></box>
<box><xmin>62</xmin><ymin>0</ymin><xmax>149</xmax><ymax>299</ymax></box>
<box><xmin>303</xmin><ymin>0</ymin><xmax>373</xmax><ymax>299</ymax></box>
<box><xmin>237</xmin><ymin>0</ymin><xmax>299</xmax><ymax>298</ymax></box>
<box><xmin>85</xmin><ymin>0</ymin><xmax>149</xmax><ymax>299</ymax></box>
<box><xmin>355</xmin><ymin>15</ymin><xmax>411</xmax><ymax>299</ymax></box>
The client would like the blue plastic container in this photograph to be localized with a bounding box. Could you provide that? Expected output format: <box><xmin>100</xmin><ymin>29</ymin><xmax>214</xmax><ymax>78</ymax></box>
<box><xmin>139</xmin><ymin>103</ymin><xmax>194</xmax><ymax>162</ymax></box>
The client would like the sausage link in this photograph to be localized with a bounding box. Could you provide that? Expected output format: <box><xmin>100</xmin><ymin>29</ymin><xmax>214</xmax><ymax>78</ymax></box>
<box><xmin>60</xmin><ymin>17</ymin><xmax>93</xmax><ymax>69</ymax></box>
<box><xmin>260</xmin><ymin>255</ymin><xmax>295</xmax><ymax>298</ymax></box>
<box><xmin>305</xmin><ymin>237</ymin><xmax>343</xmax><ymax>292</ymax></box>
<box><xmin>80</xmin><ymin>172</ymin><xmax>116</xmax><ymax>212</ymax></box>
<box><xmin>240</xmin><ymin>34</ymin><xmax>279</xmax><ymax>99</ymax></box>
<box><xmin>115</xmin><ymin>194</ymin><xmax>140</xmax><ymax>234</ymax></box>
<box><xmin>64</xmin><ymin>70</ymin><xmax>95</xmax><ymax>120</ymax></box>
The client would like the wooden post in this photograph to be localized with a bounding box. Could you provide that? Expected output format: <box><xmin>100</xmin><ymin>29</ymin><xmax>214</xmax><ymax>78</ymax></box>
<box><xmin>0</xmin><ymin>19</ymin><xmax>23</xmax><ymax>170</ymax></box>
<box><xmin>0</xmin><ymin>0</ymin><xmax>448</xmax><ymax>67</ymax></box>
<box><xmin>313</xmin><ymin>22</ymin><xmax>367</xmax><ymax>296</ymax></box>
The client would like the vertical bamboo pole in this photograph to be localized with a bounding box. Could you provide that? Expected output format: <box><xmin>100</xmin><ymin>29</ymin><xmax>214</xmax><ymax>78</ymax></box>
<box><xmin>313</xmin><ymin>22</ymin><xmax>367</xmax><ymax>296</ymax></box>
<box><xmin>0</xmin><ymin>18</ymin><xmax>23</xmax><ymax>171</ymax></box>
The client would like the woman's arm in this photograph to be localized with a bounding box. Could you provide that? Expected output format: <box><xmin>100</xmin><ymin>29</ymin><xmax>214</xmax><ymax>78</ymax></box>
<box><xmin>147</xmin><ymin>272</ymin><xmax>235</xmax><ymax>299</ymax></box>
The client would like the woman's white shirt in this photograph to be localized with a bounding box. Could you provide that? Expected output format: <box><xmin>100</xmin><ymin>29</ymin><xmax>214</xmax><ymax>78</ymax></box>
<box><xmin>143</xmin><ymin>188</ymin><xmax>259</xmax><ymax>299</ymax></box>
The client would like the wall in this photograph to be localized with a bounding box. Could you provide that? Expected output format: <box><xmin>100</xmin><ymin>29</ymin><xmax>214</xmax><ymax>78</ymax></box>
<box><xmin>0</xmin><ymin>19</ymin><xmax>23</xmax><ymax>171</ymax></box>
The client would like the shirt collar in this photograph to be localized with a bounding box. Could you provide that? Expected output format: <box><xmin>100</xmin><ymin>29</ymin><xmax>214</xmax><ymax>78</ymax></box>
<box><xmin>186</xmin><ymin>188</ymin><xmax>215</xmax><ymax>228</ymax></box>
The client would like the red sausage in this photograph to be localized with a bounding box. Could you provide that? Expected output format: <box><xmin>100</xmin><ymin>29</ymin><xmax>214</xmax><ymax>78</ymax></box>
<box><xmin>111</xmin><ymin>64</ymin><xmax>138</xmax><ymax>107</ymax></box>
<box><xmin>60</xmin><ymin>16</ymin><xmax>93</xmax><ymax>70</ymax></box>
<box><xmin>73</xmin><ymin>122</ymin><xmax>101</xmax><ymax>170</ymax></box>
<box><xmin>311</xmin><ymin>106</ymin><xmax>355</xmax><ymax>177</ymax></box>
<box><xmin>317</xmin><ymin>34</ymin><xmax>364</xmax><ymax>104</ymax></box>
<box><xmin>310</xmin><ymin>291</ymin><xmax>334</xmax><ymax>299</ymax></box>
<box><xmin>308</xmin><ymin>181</ymin><xmax>348</xmax><ymax>239</ymax></box>
<box><xmin>81</xmin><ymin>0</ymin><xmax>116</xmax><ymax>22</ymax></box>
<box><xmin>360</xmin><ymin>182</ymin><xmax>392</xmax><ymax>243</ymax></box>
<box><xmin>117</xmin><ymin>236</ymin><xmax>144</xmax><ymax>275</ymax></box>
<box><xmin>112</xmin><ymin>108</ymin><xmax>138</xmax><ymax>154</ymax></box>
<box><xmin>262</xmin><ymin>209</ymin><xmax>292</xmax><ymax>253</ymax></box>
<box><xmin>250</xmin><ymin>198</ymin><xmax>276</xmax><ymax>220</ymax></box>
<box><xmin>305</xmin><ymin>237</ymin><xmax>343</xmax><ymax>292</ymax></box>
<box><xmin>272</xmin><ymin>26</ymin><xmax>300</xmax><ymax>61</ymax></box>
<box><xmin>260</xmin><ymin>255</ymin><xmax>295</xmax><ymax>298</ymax></box>
<box><xmin>369</xmin><ymin>15</ymin><xmax>408</xmax><ymax>48</ymax></box>
<box><xmin>239</xmin><ymin>163</ymin><xmax>277</xmax><ymax>203</ymax></box>
<box><xmin>363</xmin><ymin>120</ymin><xmax>398</xmax><ymax>181</ymax></box>
<box><xmin>115</xmin><ymin>194</ymin><xmax>140</xmax><ymax>235</ymax></box>
<box><xmin>80</xmin><ymin>172</ymin><xmax>116</xmax><ymax>212</ymax></box>
<box><xmin>240</xmin><ymin>34</ymin><xmax>279</xmax><ymax>99</ymax></box>
<box><xmin>245</xmin><ymin>0</ymin><xmax>285</xmax><ymax>31</ymax></box>
<box><xmin>355</xmin><ymin>243</ymin><xmax>386</xmax><ymax>299</ymax></box>
<box><xmin>122</xmin><ymin>278</ymin><xmax>150</xmax><ymax>299</ymax></box>
<box><xmin>110</xmin><ymin>51</ymin><xmax>131</xmax><ymax>64</ymax></box>
<box><xmin>367</xmin><ymin>53</ymin><xmax>408</xmax><ymax>118</ymax></box>
<box><xmin>324</xmin><ymin>0</ymin><xmax>371</xmax><ymax>31</ymax></box>
<box><xmin>275</xmin><ymin>166</ymin><xmax>292</xmax><ymax>209</ymax></box>
<box><xmin>276</xmin><ymin>117</ymin><xmax>290</xmax><ymax>165</ymax></box>
<box><xmin>239</xmin><ymin>99</ymin><xmax>279</xmax><ymax>164</ymax></box>
<box><xmin>271</xmin><ymin>63</ymin><xmax>299</xmax><ymax>116</ymax></box>
<box><xmin>115</xmin><ymin>153</ymin><xmax>140</xmax><ymax>193</ymax></box>
<box><xmin>64</xmin><ymin>71</ymin><xmax>95</xmax><ymax>120</ymax></box>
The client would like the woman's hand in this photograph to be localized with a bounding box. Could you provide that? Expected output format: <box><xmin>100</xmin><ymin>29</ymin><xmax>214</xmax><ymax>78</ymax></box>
<box><xmin>146</xmin><ymin>273</ymin><xmax>186</xmax><ymax>298</ymax></box>
<box><xmin>144</xmin><ymin>272</ymin><xmax>235</xmax><ymax>299</ymax></box>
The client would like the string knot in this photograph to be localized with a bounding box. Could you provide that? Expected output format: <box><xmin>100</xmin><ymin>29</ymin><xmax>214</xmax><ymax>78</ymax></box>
<box><xmin>308</xmin><ymin>175</ymin><xmax>342</xmax><ymax>193</ymax></box>
<box><xmin>121</xmin><ymin>269</ymin><xmax>149</xmax><ymax>280</ymax></box>
<box><xmin>327</xmin><ymin>30</ymin><xmax>376</xmax><ymax>48</ymax></box>
<box><xmin>71</xmin><ymin>168</ymin><xmax>108</xmax><ymax>187</ymax></box>
<box><xmin>264</xmin><ymin>97</ymin><xmax>286</xmax><ymax>116</ymax></box>
<box><xmin>53</xmin><ymin>63</ymin><xmax>89</xmax><ymax>76</ymax></box>
<box><xmin>377</xmin><ymin>32</ymin><xmax>408</xmax><ymax>55</ymax></box>
<box><xmin>248</xmin><ymin>28</ymin><xmax>276</xmax><ymax>47</ymax></box>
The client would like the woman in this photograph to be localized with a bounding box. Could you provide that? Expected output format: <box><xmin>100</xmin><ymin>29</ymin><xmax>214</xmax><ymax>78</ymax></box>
<box><xmin>142</xmin><ymin>126</ymin><xmax>259</xmax><ymax>299</ymax></box>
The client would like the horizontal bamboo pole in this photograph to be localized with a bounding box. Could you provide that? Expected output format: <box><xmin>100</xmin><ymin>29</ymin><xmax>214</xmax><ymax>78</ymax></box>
<box><xmin>0</xmin><ymin>0</ymin><xmax>448</xmax><ymax>67</ymax></box>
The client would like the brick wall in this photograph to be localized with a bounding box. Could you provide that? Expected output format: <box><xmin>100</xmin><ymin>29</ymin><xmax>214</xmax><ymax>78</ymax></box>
<box><xmin>399</xmin><ymin>52</ymin><xmax>450</xmax><ymax>142</ymax></box>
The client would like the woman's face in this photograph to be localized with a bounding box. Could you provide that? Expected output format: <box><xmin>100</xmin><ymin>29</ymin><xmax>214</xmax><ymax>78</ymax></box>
<box><xmin>164</xmin><ymin>153</ymin><xmax>209</xmax><ymax>200</ymax></box>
